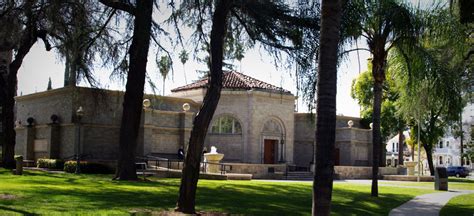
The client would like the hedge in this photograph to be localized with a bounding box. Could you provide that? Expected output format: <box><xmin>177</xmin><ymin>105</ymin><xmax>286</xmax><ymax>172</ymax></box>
<box><xmin>37</xmin><ymin>159</ymin><xmax>65</xmax><ymax>169</ymax></box>
<box><xmin>63</xmin><ymin>161</ymin><xmax>114</xmax><ymax>174</ymax></box>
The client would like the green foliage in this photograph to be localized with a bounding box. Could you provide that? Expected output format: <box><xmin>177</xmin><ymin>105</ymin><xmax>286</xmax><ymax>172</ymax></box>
<box><xmin>351</xmin><ymin>64</ymin><xmax>404</xmax><ymax>141</ymax></box>
<box><xmin>63</xmin><ymin>161</ymin><xmax>114</xmax><ymax>174</ymax></box>
<box><xmin>393</xmin><ymin>7</ymin><xmax>468</xmax><ymax>149</ymax></box>
<box><xmin>36</xmin><ymin>159</ymin><xmax>64</xmax><ymax>170</ymax></box>
<box><xmin>179</xmin><ymin>50</ymin><xmax>189</xmax><ymax>65</ymax></box>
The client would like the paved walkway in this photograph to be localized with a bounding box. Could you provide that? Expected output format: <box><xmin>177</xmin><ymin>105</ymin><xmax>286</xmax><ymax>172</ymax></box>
<box><xmin>389</xmin><ymin>190</ymin><xmax>474</xmax><ymax>216</ymax></box>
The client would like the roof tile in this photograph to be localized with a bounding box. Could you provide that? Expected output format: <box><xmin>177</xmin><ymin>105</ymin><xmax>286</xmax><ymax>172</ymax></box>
<box><xmin>171</xmin><ymin>71</ymin><xmax>291</xmax><ymax>94</ymax></box>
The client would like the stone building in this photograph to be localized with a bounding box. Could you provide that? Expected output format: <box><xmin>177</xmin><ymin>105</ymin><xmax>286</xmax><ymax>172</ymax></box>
<box><xmin>14</xmin><ymin>71</ymin><xmax>372</xmax><ymax>168</ymax></box>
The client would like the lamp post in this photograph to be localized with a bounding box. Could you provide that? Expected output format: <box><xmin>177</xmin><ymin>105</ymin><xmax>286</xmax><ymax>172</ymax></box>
<box><xmin>75</xmin><ymin>106</ymin><xmax>84</xmax><ymax>174</ymax></box>
<box><xmin>279</xmin><ymin>138</ymin><xmax>285</xmax><ymax>163</ymax></box>
<box><xmin>417</xmin><ymin>116</ymin><xmax>421</xmax><ymax>182</ymax></box>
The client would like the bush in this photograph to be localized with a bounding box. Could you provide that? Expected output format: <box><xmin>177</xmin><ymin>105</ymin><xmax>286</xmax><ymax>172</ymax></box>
<box><xmin>63</xmin><ymin>161</ymin><xmax>114</xmax><ymax>174</ymax></box>
<box><xmin>37</xmin><ymin>158</ymin><xmax>64</xmax><ymax>169</ymax></box>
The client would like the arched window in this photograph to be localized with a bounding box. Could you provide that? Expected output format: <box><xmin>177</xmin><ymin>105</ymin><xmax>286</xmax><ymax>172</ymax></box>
<box><xmin>211</xmin><ymin>115</ymin><xmax>242</xmax><ymax>134</ymax></box>
<box><xmin>439</xmin><ymin>156</ymin><xmax>443</xmax><ymax>165</ymax></box>
<box><xmin>439</xmin><ymin>141</ymin><xmax>443</xmax><ymax>148</ymax></box>
<box><xmin>446</xmin><ymin>141</ymin><xmax>449</xmax><ymax>147</ymax></box>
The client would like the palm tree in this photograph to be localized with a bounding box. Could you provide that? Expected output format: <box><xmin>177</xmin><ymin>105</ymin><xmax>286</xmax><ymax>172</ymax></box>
<box><xmin>179</xmin><ymin>50</ymin><xmax>188</xmax><ymax>84</ymax></box>
<box><xmin>344</xmin><ymin>0</ymin><xmax>420</xmax><ymax>197</ymax></box>
<box><xmin>158</xmin><ymin>55</ymin><xmax>171</xmax><ymax>95</ymax></box>
<box><xmin>313</xmin><ymin>0</ymin><xmax>342</xmax><ymax>214</ymax></box>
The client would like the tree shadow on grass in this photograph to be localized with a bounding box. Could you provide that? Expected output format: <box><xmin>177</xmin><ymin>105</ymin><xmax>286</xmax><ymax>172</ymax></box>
<box><xmin>195</xmin><ymin>183</ymin><xmax>417</xmax><ymax>216</ymax></box>
<box><xmin>18</xmin><ymin>182</ymin><xmax>180</xmax><ymax>214</ymax></box>
<box><xmin>0</xmin><ymin>205</ymin><xmax>40</xmax><ymax>215</ymax></box>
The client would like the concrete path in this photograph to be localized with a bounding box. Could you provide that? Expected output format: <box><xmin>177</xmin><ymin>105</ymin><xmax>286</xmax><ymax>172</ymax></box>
<box><xmin>389</xmin><ymin>190</ymin><xmax>473</xmax><ymax>216</ymax></box>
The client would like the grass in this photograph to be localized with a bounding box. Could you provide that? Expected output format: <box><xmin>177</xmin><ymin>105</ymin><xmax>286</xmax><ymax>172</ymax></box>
<box><xmin>0</xmin><ymin>169</ymin><xmax>439</xmax><ymax>215</ymax></box>
<box><xmin>440</xmin><ymin>193</ymin><xmax>474</xmax><ymax>216</ymax></box>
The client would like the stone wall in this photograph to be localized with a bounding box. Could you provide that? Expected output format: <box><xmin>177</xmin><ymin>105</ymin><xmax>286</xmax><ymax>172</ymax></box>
<box><xmin>293</xmin><ymin>113</ymin><xmax>372</xmax><ymax>167</ymax></box>
<box><xmin>14</xmin><ymin>87</ymin><xmax>199</xmax><ymax>161</ymax></box>
<box><xmin>335</xmin><ymin>166</ymin><xmax>399</xmax><ymax>179</ymax></box>
<box><xmin>202</xmin><ymin>90</ymin><xmax>295</xmax><ymax>164</ymax></box>
<box><xmin>225</xmin><ymin>163</ymin><xmax>286</xmax><ymax>179</ymax></box>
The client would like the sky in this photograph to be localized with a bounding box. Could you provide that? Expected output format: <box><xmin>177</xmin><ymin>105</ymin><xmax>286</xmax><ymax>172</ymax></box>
<box><xmin>16</xmin><ymin>4</ymin><xmax>372</xmax><ymax>118</ymax></box>
<box><xmin>17</xmin><ymin>40</ymin><xmax>368</xmax><ymax>117</ymax></box>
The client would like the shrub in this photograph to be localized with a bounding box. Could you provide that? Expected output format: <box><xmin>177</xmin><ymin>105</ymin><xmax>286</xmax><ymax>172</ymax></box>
<box><xmin>63</xmin><ymin>161</ymin><xmax>114</xmax><ymax>174</ymax></box>
<box><xmin>37</xmin><ymin>158</ymin><xmax>64</xmax><ymax>169</ymax></box>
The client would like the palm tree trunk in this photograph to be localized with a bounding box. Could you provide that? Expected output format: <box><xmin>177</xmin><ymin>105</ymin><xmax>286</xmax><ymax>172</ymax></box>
<box><xmin>175</xmin><ymin>0</ymin><xmax>232</xmax><ymax>213</ymax></box>
<box><xmin>162</xmin><ymin>79</ymin><xmax>165</xmax><ymax>96</ymax></box>
<box><xmin>114</xmin><ymin>0</ymin><xmax>153</xmax><ymax>180</ymax></box>
<box><xmin>312</xmin><ymin>0</ymin><xmax>342</xmax><ymax>215</ymax></box>
<box><xmin>398</xmin><ymin>129</ymin><xmax>404</xmax><ymax>165</ymax></box>
<box><xmin>370</xmin><ymin>47</ymin><xmax>387</xmax><ymax>197</ymax></box>
<box><xmin>371</xmin><ymin>79</ymin><xmax>382</xmax><ymax>197</ymax></box>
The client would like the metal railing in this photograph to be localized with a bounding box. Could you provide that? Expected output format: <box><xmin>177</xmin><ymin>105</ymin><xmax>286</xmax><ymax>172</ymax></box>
<box><xmin>136</xmin><ymin>155</ymin><xmax>232</xmax><ymax>175</ymax></box>
<box><xmin>200</xmin><ymin>161</ymin><xmax>232</xmax><ymax>175</ymax></box>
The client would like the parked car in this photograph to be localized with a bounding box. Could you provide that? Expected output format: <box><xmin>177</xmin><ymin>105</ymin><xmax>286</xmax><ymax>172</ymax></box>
<box><xmin>446</xmin><ymin>166</ymin><xmax>469</xmax><ymax>178</ymax></box>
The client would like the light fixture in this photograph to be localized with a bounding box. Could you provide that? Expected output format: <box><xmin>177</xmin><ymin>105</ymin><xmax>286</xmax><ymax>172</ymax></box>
<box><xmin>143</xmin><ymin>99</ymin><xmax>151</xmax><ymax>109</ymax></box>
<box><xmin>348</xmin><ymin>120</ymin><xmax>354</xmax><ymax>128</ymax></box>
<box><xmin>183</xmin><ymin>103</ymin><xmax>190</xmax><ymax>112</ymax></box>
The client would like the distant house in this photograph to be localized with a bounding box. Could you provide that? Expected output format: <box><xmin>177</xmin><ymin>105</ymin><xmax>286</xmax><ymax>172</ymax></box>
<box><xmin>385</xmin><ymin>129</ymin><xmax>472</xmax><ymax>170</ymax></box>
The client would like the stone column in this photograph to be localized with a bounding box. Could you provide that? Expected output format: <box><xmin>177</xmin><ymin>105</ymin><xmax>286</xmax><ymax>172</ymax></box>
<box><xmin>179</xmin><ymin>112</ymin><xmax>186</xmax><ymax>150</ymax></box>
<box><xmin>14</xmin><ymin>155</ymin><xmax>23</xmax><ymax>175</ymax></box>
<box><xmin>48</xmin><ymin>123</ymin><xmax>60</xmax><ymax>158</ymax></box>
<box><xmin>25</xmin><ymin>125</ymin><xmax>35</xmax><ymax>160</ymax></box>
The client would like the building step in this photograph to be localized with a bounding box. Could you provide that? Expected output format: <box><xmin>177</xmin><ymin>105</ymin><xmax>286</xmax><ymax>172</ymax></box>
<box><xmin>286</xmin><ymin>171</ymin><xmax>314</xmax><ymax>180</ymax></box>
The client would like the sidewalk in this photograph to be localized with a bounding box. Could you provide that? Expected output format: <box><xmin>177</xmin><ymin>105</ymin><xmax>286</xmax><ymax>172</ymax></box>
<box><xmin>389</xmin><ymin>190</ymin><xmax>473</xmax><ymax>216</ymax></box>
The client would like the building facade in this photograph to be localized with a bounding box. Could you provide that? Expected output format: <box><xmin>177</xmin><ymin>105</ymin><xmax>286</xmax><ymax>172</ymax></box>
<box><xmin>15</xmin><ymin>72</ymin><xmax>372</xmax><ymax>167</ymax></box>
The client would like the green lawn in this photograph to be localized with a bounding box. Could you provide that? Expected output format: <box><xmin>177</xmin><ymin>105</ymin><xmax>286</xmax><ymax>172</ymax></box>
<box><xmin>0</xmin><ymin>169</ymin><xmax>436</xmax><ymax>215</ymax></box>
<box><xmin>440</xmin><ymin>193</ymin><xmax>474</xmax><ymax>216</ymax></box>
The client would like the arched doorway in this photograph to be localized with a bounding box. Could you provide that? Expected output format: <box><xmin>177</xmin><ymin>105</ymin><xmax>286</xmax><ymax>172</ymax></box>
<box><xmin>261</xmin><ymin>118</ymin><xmax>285</xmax><ymax>164</ymax></box>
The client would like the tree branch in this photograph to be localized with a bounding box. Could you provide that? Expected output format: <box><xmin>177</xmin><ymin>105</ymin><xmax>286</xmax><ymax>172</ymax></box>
<box><xmin>99</xmin><ymin>0</ymin><xmax>135</xmax><ymax>15</ymax></box>
<box><xmin>339</xmin><ymin>47</ymin><xmax>371</xmax><ymax>57</ymax></box>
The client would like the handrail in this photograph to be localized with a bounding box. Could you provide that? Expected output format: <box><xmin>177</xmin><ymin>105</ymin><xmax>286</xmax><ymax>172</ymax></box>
<box><xmin>200</xmin><ymin>161</ymin><xmax>232</xmax><ymax>175</ymax></box>
<box><xmin>137</xmin><ymin>155</ymin><xmax>232</xmax><ymax>176</ymax></box>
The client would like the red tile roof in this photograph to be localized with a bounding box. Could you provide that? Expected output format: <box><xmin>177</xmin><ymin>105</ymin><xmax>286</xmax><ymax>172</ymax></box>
<box><xmin>171</xmin><ymin>71</ymin><xmax>291</xmax><ymax>94</ymax></box>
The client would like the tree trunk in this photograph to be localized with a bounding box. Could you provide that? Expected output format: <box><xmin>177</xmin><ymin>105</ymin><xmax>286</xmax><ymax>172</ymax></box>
<box><xmin>370</xmin><ymin>46</ymin><xmax>387</xmax><ymax>197</ymax></box>
<box><xmin>175</xmin><ymin>1</ymin><xmax>232</xmax><ymax>213</ymax></box>
<box><xmin>423</xmin><ymin>143</ymin><xmax>435</xmax><ymax>176</ymax></box>
<box><xmin>398</xmin><ymin>129</ymin><xmax>404</xmax><ymax>165</ymax></box>
<box><xmin>64</xmin><ymin>55</ymin><xmax>71</xmax><ymax>86</ymax></box>
<box><xmin>0</xmin><ymin>51</ymin><xmax>13</xmax><ymax>168</ymax></box>
<box><xmin>114</xmin><ymin>0</ymin><xmax>153</xmax><ymax>180</ymax></box>
<box><xmin>1</xmin><ymin>6</ymin><xmax>39</xmax><ymax>168</ymax></box>
<box><xmin>380</xmin><ymin>142</ymin><xmax>386</xmax><ymax>167</ymax></box>
<box><xmin>64</xmin><ymin>54</ymin><xmax>77</xmax><ymax>87</ymax></box>
<box><xmin>312</xmin><ymin>0</ymin><xmax>342</xmax><ymax>215</ymax></box>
